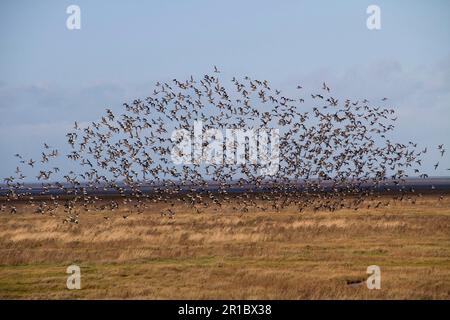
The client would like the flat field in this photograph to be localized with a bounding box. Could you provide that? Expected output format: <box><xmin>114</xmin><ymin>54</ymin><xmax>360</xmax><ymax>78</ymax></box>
<box><xmin>0</xmin><ymin>195</ymin><xmax>449</xmax><ymax>299</ymax></box>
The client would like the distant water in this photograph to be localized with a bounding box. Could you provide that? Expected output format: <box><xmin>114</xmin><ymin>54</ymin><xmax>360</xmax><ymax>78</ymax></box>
<box><xmin>2</xmin><ymin>177</ymin><xmax>450</xmax><ymax>197</ymax></box>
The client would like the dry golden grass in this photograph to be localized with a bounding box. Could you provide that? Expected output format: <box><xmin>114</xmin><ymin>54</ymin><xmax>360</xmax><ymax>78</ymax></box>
<box><xmin>0</xmin><ymin>195</ymin><xmax>449</xmax><ymax>299</ymax></box>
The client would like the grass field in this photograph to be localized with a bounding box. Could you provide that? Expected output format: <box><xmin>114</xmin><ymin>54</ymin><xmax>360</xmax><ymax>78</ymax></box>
<box><xmin>0</xmin><ymin>195</ymin><xmax>449</xmax><ymax>299</ymax></box>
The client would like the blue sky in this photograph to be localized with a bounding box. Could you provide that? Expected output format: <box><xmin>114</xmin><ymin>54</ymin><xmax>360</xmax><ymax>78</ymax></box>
<box><xmin>1</xmin><ymin>0</ymin><xmax>449</xmax><ymax>178</ymax></box>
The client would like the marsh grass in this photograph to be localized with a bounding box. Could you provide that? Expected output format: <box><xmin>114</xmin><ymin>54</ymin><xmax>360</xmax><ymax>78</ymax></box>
<box><xmin>0</xmin><ymin>195</ymin><xmax>449</xmax><ymax>299</ymax></box>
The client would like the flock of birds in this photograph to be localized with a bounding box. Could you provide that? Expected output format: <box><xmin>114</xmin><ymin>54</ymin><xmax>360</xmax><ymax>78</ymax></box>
<box><xmin>1</xmin><ymin>68</ymin><xmax>448</xmax><ymax>223</ymax></box>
